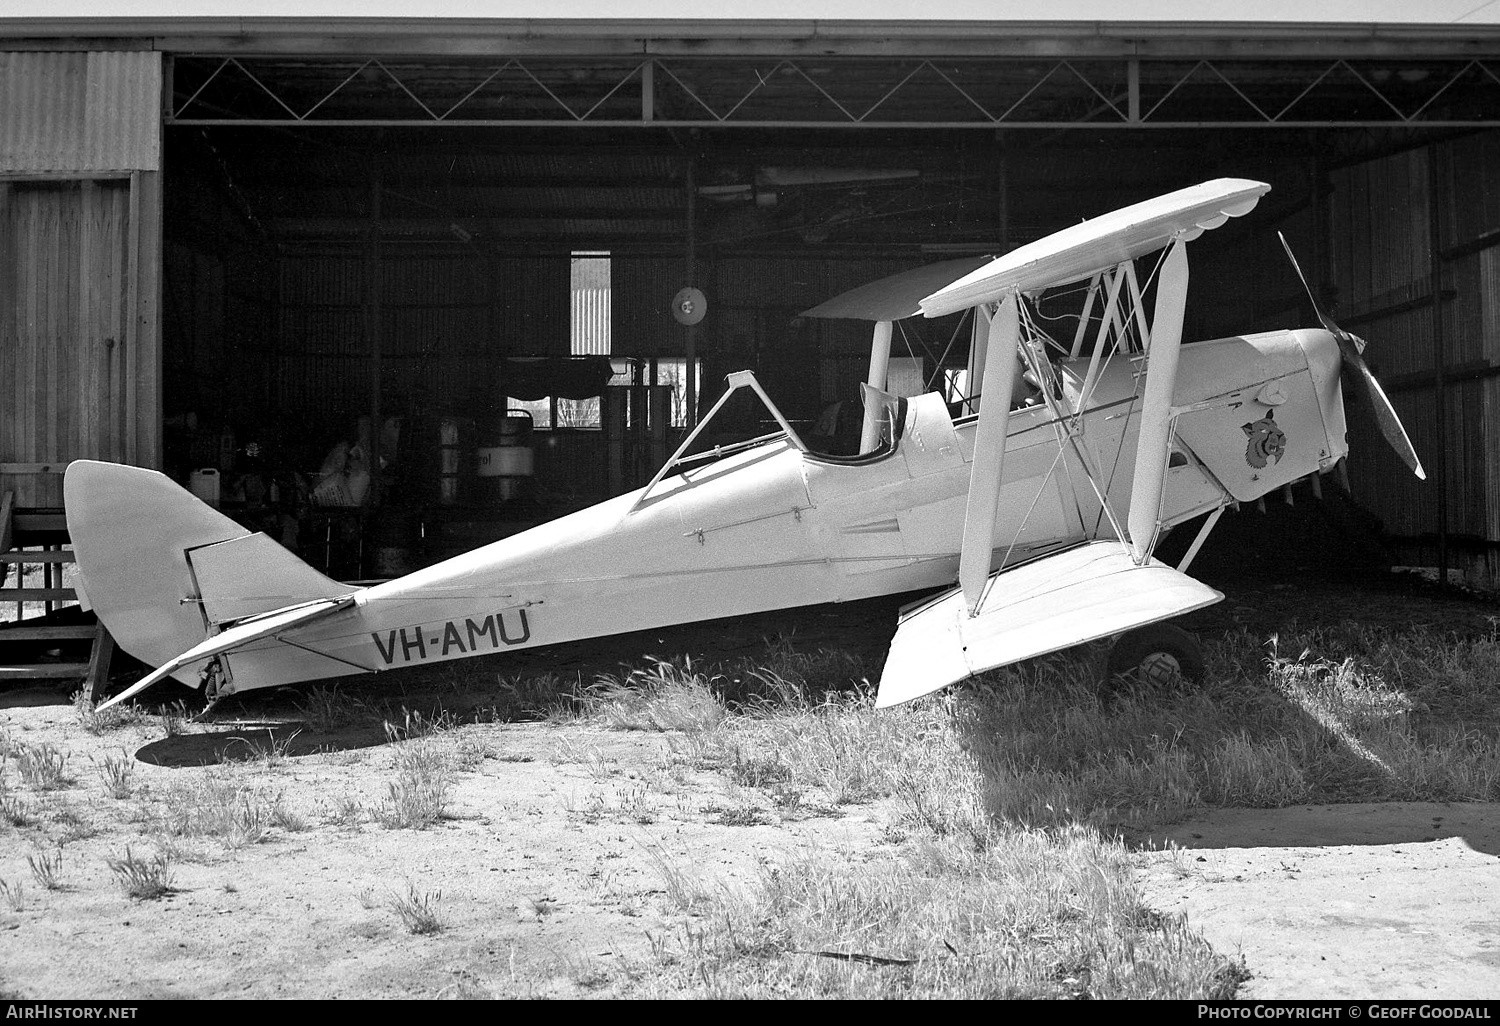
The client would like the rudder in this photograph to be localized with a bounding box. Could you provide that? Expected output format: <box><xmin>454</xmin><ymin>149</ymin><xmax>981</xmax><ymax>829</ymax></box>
<box><xmin>65</xmin><ymin>460</ymin><xmax>349</xmax><ymax>686</ymax></box>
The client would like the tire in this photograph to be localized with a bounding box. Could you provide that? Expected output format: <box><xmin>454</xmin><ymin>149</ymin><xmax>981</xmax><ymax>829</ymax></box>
<box><xmin>1105</xmin><ymin>624</ymin><xmax>1205</xmax><ymax>688</ymax></box>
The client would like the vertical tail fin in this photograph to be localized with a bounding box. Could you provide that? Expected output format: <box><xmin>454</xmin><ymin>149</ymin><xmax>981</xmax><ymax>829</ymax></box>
<box><xmin>64</xmin><ymin>460</ymin><xmax>351</xmax><ymax>686</ymax></box>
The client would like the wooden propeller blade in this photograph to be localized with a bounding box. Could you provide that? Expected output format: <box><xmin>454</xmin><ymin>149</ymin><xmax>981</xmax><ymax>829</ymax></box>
<box><xmin>1278</xmin><ymin>232</ymin><xmax>1425</xmax><ymax>480</ymax></box>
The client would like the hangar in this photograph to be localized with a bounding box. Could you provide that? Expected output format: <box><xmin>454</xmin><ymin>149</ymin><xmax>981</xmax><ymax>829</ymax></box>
<box><xmin>3</xmin><ymin>4</ymin><xmax>1499</xmax><ymax>591</ymax></box>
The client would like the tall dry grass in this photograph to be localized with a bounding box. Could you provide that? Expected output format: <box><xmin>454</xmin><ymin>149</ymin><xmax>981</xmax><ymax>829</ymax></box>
<box><xmin>578</xmin><ymin>620</ymin><xmax>1495</xmax><ymax>997</ymax></box>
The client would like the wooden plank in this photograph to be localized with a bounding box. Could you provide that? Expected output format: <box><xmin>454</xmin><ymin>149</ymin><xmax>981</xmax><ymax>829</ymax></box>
<box><xmin>0</xmin><ymin>625</ymin><xmax>96</xmax><ymax>640</ymax></box>
<box><xmin>0</xmin><ymin>551</ymin><xmax>74</xmax><ymax>564</ymax></box>
<box><xmin>137</xmin><ymin>169</ymin><xmax>163</xmax><ymax>468</ymax></box>
<box><xmin>110</xmin><ymin>181</ymin><xmax>128</xmax><ymax>463</ymax></box>
<box><xmin>42</xmin><ymin>187</ymin><xmax>60</xmax><ymax>479</ymax></box>
<box><xmin>20</xmin><ymin>191</ymin><xmax>40</xmax><ymax>504</ymax></box>
<box><xmin>13</xmin><ymin>512</ymin><xmax>67</xmax><ymax>533</ymax></box>
<box><xmin>0</xmin><ymin>183</ymin><xmax>12</xmax><ymax>492</ymax></box>
<box><xmin>78</xmin><ymin>180</ymin><xmax>96</xmax><ymax>466</ymax></box>
<box><xmin>0</xmin><ymin>665</ymin><xmax>90</xmax><ymax>681</ymax></box>
<box><xmin>0</xmin><ymin>491</ymin><xmax>13</xmax><ymax>555</ymax></box>
<box><xmin>125</xmin><ymin>171</ymin><xmax>141</xmax><ymax>466</ymax></box>
<box><xmin>1</xmin><ymin>589</ymin><xmax>78</xmax><ymax>602</ymax></box>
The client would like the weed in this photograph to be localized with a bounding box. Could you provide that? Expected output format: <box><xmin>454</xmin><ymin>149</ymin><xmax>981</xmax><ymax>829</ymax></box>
<box><xmin>643</xmin><ymin>846</ymin><xmax>714</xmax><ymax>911</ymax></box>
<box><xmin>227</xmin><ymin>729</ymin><xmax>301</xmax><ymax>767</ymax></box>
<box><xmin>374</xmin><ymin>741</ymin><xmax>451</xmax><ymax>830</ymax></box>
<box><xmin>487</xmin><ymin>672</ymin><xmax>577</xmax><ymax>722</ymax></box>
<box><xmin>0</xmin><ymin>879</ymin><xmax>22</xmax><ymax>912</ymax></box>
<box><xmin>106</xmin><ymin>846</ymin><xmax>174</xmax><ymax>900</ymax></box>
<box><xmin>389</xmin><ymin>881</ymin><xmax>443</xmax><ymax>935</ymax></box>
<box><xmin>142</xmin><ymin>773</ymin><xmax>286</xmax><ymax>847</ymax></box>
<box><xmin>711</xmin><ymin>805</ymin><xmax>767</xmax><ymax>827</ymax></box>
<box><xmin>94</xmin><ymin>751</ymin><xmax>135</xmax><ymax>799</ymax></box>
<box><xmin>15</xmin><ymin>743</ymin><xmax>69</xmax><ymax>790</ymax></box>
<box><xmin>325</xmin><ymin>797</ymin><xmax>365</xmax><ymax>829</ymax></box>
<box><xmin>383</xmin><ymin>708</ymin><xmax>457</xmax><ymax>743</ymax></box>
<box><xmin>618</xmin><ymin>783</ymin><xmax>656</xmax><ymax>824</ymax></box>
<box><xmin>159</xmin><ymin>701</ymin><xmax>189</xmax><ymax>738</ymax></box>
<box><xmin>294</xmin><ymin>685</ymin><xmax>375</xmax><ymax>729</ymax></box>
<box><xmin>0</xmin><ymin>792</ymin><xmax>32</xmax><ymax>827</ymax></box>
<box><xmin>73</xmin><ymin>691</ymin><xmax>141</xmax><ymax>734</ymax></box>
<box><xmin>269</xmin><ymin>793</ymin><xmax>308</xmax><ymax>832</ymax></box>
<box><xmin>582</xmin><ymin>659</ymin><xmax>727</xmax><ymax>732</ymax></box>
<box><xmin>729</xmin><ymin>748</ymin><xmax>791</xmax><ymax>788</ymax></box>
<box><xmin>453</xmin><ymin>735</ymin><xmax>494</xmax><ymax>771</ymax></box>
<box><xmin>223</xmin><ymin>796</ymin><xmax>271</xmax><ymax>849</ymax></box>
<box><xmin>27</xmin><ymin>847</ymin><xmax>63</xmax><ymax>891</ymax></box>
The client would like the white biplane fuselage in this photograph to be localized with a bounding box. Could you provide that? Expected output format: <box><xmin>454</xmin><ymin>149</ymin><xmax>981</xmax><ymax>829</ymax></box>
<box><xmin>69</xmin><ymin>178</ymin><xmax>1418</xmax><ymax>711</ymax></box>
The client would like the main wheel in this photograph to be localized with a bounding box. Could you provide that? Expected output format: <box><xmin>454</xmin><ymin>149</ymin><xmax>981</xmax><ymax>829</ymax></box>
<box><xmin>1105</xmin><ymin>624</ymin><xmax>1205</xmax><ymax>688</ymax></box>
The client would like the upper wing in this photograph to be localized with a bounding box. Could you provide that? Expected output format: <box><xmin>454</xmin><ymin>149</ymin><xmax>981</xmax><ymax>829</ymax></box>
<box><xmin>799</xmin><ymin>256</ymin><xmax>991</xmax><ymax>322</ymax></box>
<box><xmin>919</xmin><ymin>178</ymin><xmax>1269</xmax><ymax>317</ymax></box>
<box><xmin>875</xmin><ymin>541</ymin><xmax>1223</xmax><ymax>708</ymax></box>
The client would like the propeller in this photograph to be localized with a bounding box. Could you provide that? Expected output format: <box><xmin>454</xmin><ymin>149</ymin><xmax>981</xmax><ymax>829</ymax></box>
<box><xmin>1277</xmin><ymin>232</ymin><xmax>1426</xmax><ymax>481</ymax></box>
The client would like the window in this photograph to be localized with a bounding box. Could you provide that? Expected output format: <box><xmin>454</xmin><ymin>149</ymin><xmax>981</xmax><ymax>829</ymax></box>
<box><xmin>570</xmin><ymin>252</ymin><xmax>611</xmax><ymax>356</ymax></box>
<box><xmin>653</xmin><ymin>357</ymin><xmax>702</xmax><ymax>429</ymax></box>
<box><xmin>884</xmin><ymin>356</ymin><xmax>927</xmax><ymax>399</ymax></box>
<box><xmin>505</xmin><ymin>253</ymin><xmax>613</xmax><ymax>429</ymax></box>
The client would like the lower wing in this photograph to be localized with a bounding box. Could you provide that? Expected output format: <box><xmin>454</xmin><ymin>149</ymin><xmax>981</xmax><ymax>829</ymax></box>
<box><xmin>875</xmin><ymin>540</ymin><xmax>1222</xmax><ymax>708</ymax></box>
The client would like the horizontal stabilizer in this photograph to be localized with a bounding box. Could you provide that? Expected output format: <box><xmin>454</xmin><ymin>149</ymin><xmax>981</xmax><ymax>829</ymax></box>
<box><xmin>875</xmin><ymin>541</ymin><xmax>1223</xmax><ymax>708</ymax></box>
<box><xmin>95</xmin><ymin>597</ymin><xmax>356</xmax><ymax>712</ymax></box>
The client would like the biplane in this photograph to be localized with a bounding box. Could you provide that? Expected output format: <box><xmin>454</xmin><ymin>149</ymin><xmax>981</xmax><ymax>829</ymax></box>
<box><xmin>73</xmin><ymin>178</ymin><xmax>1423</xmax><ymax>713</ymax></box>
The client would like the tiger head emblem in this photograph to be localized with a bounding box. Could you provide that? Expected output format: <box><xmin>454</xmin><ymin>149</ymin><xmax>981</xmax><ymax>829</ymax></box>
<box><xmin>1242</xmin><ymin>410</ymin><xmax>1287</xmax><ymax>469</ymax></box>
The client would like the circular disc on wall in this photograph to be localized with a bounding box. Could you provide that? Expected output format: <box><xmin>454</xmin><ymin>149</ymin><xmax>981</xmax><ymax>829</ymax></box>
<box><xmin>671</xmin><ymin>286</ymin><xmax>707</xmax><ymax>326</ymax></box>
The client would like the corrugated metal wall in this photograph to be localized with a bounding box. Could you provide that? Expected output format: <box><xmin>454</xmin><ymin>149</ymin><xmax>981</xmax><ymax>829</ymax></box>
<box><xmin>0</xmin><ymin>52</ymin><xmax>160</xmax><ymax>173</ymax></box>
<box><xmin>0</xmin><ymin>51</ymin><xmax>163</xmax><ymax>504</ymax></box>
<box><xmin>1330</xmin><ymin>133</ymin><xmax>1500</xmax><ymax>577</ymax></box>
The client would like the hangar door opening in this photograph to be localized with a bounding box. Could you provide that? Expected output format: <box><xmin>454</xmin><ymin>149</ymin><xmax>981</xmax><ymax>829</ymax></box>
<box><xmin>155</xmin><ymin>48</ymin><xmax>1500</xmax><ymax>586</ymax></box>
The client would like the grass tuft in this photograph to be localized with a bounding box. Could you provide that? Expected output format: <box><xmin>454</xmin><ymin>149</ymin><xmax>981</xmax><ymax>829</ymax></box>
<box><xmin>0</xmin><ymin>879</ymin><xmax>22</xmax><ymax>912</ymax></box>
<box><xmin>26</xmin><ymin>847</ymin><xmax>63</xmax><ymax>891</ymax></box>
<box><xmin>374</xmin><ymin>740</ymin><xmax>452</xmax><ymax>830</ymax></box>
<box><xmin>226</xmin><ymin>729</ymin><xmax>301</xmax><ymax>768</ymax></box>
<box><xmin>388</xmin><ymin>881</ymin><xmax>443</xmax><ymax>935</ymax></box>
<box><xmin>73</xmin><ymin>692</ymin><xmax>142</xmax><ymax>735</ymax></box>
<box><xmin>293</xmin><ymin>685</ymin><xmax>378</xmax><ymax>730</ymax></box>
<box><xmin>582</xmin><ymin>658</ymin><xmax>727</xmax><ymax>732</ymax></box>
<box><xmin>15</xmin><ymin>743</ymin><xmax>69</xmax><ymax>791</ymax></box>
<box><xmin>106</xmin><ymin>846</ymin><xmax>174</xmax><ymax>900</ymax></box>
<box><xmin>94</xmin><ymin>751</ymin><xmax>135</xmax><ymax>799</ymax></box>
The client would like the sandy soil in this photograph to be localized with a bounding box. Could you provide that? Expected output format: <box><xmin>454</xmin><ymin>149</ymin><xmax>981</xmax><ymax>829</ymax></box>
<box><xmin>0</xmin><ymin>699</ymin><xmax>903</xmax><ymax>999</ymax></box>
<box><xmin>1</xmin><ymin>683</ymin><xmax>1498</xmax><ymax>1000</ymax></box>
<box><xmin>2</xmin><ymin>501</ymin><xmax>1497</xmax><ymax>999</ymax></box>
<box><xmin>1137</xmin><ymin>804</ymin><xmax>1500</xmax><ymax>999</ymax></box>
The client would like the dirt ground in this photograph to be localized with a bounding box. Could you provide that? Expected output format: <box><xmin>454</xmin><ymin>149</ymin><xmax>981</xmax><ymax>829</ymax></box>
<box><xmin>1</xmin><ymin>501</ymin><xmax>1498</xmax><ymax>999</ymax></box>
<box><xmin>1</xmin><ymin>689</ymin><xmax>1498</xmax><ymax>1000</ymax></box>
